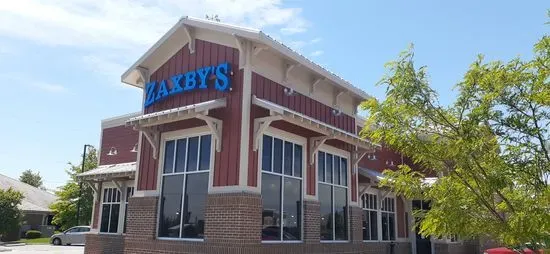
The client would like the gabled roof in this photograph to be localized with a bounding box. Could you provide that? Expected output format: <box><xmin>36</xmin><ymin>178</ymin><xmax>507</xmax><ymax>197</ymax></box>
<box><xmin>0</xmin><ymin>174</ymin><xmax>56</xmax><ymax>213</ymax></box>
<box><xmin>122</xmin><ymin>17</ymin><xmax>373</xmax><ymax>101</ymax></box>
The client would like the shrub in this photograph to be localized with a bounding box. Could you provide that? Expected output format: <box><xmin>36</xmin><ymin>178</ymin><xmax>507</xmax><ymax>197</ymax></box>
<box><xmin>25</xmin><ymin>230</ymin><xmax>41</xmax><ymax>239</ymax></box>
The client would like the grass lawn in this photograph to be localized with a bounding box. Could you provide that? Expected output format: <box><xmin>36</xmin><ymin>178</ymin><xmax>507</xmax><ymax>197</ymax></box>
<box><xmin>19</xmin><ymin>237</ymin><xmax>50</xmax><ymax>245</ymax></box>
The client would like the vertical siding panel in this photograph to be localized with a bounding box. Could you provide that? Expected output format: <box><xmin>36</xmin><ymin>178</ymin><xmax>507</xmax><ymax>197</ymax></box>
<box><xmin>188</xmin><ymin>41</ymin><xmax>197</xmax><ymax>105</ymax></box>
<box><xmin>195</xmin><ymin>40</ymin><xmax>204</xmax><ymax>104</ymax></box>
<box><xmin>180</xmin><ymin>45</ymin><xmax>190</xmax><ymax>107</ymax></box>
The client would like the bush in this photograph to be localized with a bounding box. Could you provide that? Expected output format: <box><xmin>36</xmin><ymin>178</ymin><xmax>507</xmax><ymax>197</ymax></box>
<box><xmin>25</xmin><ymin>230</ymin><xmax>42</xmax><ymax>239</ymax></box>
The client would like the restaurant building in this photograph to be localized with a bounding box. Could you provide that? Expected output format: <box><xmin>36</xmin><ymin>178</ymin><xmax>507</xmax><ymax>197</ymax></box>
<box><xmin>77</xmin><ymin>17</ymin><xmax>480</xmax><ymax>254</ymax></box>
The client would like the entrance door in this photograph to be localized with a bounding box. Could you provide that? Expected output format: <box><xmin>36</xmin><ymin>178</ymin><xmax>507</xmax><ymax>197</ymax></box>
<box><xmin>413</xmin><ymin>200</ymin><xmax>432</xmax><ymax>254</ymax></box>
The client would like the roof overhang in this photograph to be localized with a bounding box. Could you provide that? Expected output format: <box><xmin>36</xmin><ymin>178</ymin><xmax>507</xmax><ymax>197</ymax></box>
<box><xmin>126</xmin><ymin>98</ymin><xmax>226</xmax><ymax>159</ymax></box>
<box><xmin>252</xmin><ymin>95</ymin><xmax>378</xmax><ymax>151</ymax></box>
<box><xmin>121</xmin><ymin>17</ymin><xmax>373</xmax><ymax>101</ymax></box>
<box><xmin>77</xmin><ymin>162</ymin><xmax>136</xmax><ymax>182</ymax></box>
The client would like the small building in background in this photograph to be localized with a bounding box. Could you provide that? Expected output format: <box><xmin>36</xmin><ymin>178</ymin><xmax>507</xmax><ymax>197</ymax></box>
<box><xmin>0</xmin><ymin>174</ymin><xmax>56</xmax><ymax>241</ymax></box>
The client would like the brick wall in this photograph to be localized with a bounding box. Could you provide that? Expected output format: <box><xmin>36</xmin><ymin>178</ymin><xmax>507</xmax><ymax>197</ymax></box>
<box><xmin>434</xmin><ymin>241</ymin><xmax>480</xmax><ymax>254</ymax></box>
<box><xmin>85</xmin><ymin>234</ymin><xmax>125</xmax><ymax>254</ymax></box>
<box><xmin>89</xmin><ymin>193</ymin><xmax>415</xmax><ymax>254</ymax></box>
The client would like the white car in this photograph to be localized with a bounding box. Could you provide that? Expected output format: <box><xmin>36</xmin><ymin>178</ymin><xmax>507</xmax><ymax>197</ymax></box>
<box><xmin>50</xmin><ymin>226</ymin><xmax>91</xmax><ymax>245</ymax></box>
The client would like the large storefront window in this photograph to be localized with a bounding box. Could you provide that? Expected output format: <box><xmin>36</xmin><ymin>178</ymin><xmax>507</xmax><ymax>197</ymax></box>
<box><xmin>361</xmin><ymin>193</ymin><xmax>378</xmax><ymax>241</ymax></box>
<box><xmin>318</xmin><ymin>151</ymin><xmax>348</xmax><ymax>241</ymax></box>
<box><xmin>158</xmin><ymin>134</ymin><xmax>211</xmax><ymax>240</ymax></box>
<box><xmin>100</xmin><ymin>188</ymin><xmax>121</xmax><ymax>233</ymax></box>
<box><xmin>261</xmin><ymin>134</ymin><xmax>302</xmax><ymax>242</ymax></box>
<box><xmin>381</xmin><ymin>197</ymin><xmax>396</xmax><ymax>241</ymax></box>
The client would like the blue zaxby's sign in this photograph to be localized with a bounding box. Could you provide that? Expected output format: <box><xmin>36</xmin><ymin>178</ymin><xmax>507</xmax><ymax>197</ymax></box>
<box><xmin>144</xmin><ymin>62</ymin><xmax>231</xmax><ymax>108</ymax></box>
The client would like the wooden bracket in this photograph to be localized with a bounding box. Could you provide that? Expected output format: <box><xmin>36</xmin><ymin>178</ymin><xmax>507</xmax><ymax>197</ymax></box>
<box><xmin>86</xmin><ymin>182</ymin><xmax>99</xmax><ymax>194</ymax></box>
<box><xmin>253</xmin><ymin>115</ymin><xmax>283</xmax><ymax>151</ymax></box>
<box><xmin>334</xmin><ymin>90</ymin><xmax>346</xmax><ymax>108</ymax></box>
<box><xmin>359</xmin><ymin>184</ymin><xmax>372</xmax><ymax>196</ymax></box>
<box><xmin>284</xmin><ymin>63</ymin><xmax>299</xmax><ymax>84</ymax></box>
<box><xmin>309</xmin><ymin>136</ymin><xmax>330</xmax><ymax>165</ymax></box>
<box><xmin>183</xmin><ymin>25</ymin><xmax>195</xmax><ymax>54</ymax></box>
<box><xmin>253</xmin><ymin>44</ymin><xmax>268</xmax><ymax>56</ymax></box>
<box><xmin>352</xmin><ymin>149</ymin><xmax>369</xmax><ymax>167</ymax></box>
<box><xmin>196</xmin><ymin>114</ymin><xmax>223</xmax><ymax>152</ymax></box>
<box><xmin>142</xmin><ymin>127</ymin><xmax>160</xmax><ymax>159</ymax></box>
<box><xmin>310</xmin><ymin>77</ymin><xmax>324</xmax><ymax>95</ymax></box>
<box><xmin>135</xmin><ymin>66</ymin><xmax>150</xmax><ymax>85</ymax></box>
<box><xmin>112</xmin><ymin>180</ymin><xmax>123</xmax><ymax>192</ymax></box>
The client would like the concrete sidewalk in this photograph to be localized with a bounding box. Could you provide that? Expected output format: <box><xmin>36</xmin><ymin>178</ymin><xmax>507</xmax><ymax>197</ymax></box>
<box><xmin>2</xmin><ymin>245</ymin><xmax>83</xmax><ymax>254</ymax></box>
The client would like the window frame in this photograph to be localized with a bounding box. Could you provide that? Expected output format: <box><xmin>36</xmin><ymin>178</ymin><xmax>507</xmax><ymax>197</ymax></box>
<box><xmin>97</xmin><ymin>181</ymin><xmax>135</xmax><ymax>235</ymax></box>
<box><xmin>317</xmin><ymin>146</ymin><xmax>350</xmax><ymax>243</ymax></box>
<box><xmin>259</xmin><ymin>128</ymin><xmax>306</xmax><ymax>244</ymax></box>
<box><xmin>380</xmin><ymin>195</ymin><xmax>397</xmax><ymax>242</ymax></box>
<box><xmin>155</xmin><ymin>126</ymin><xmax>214</xmax><ymax>242</ymax></box>
<box><xmin>99</xmin><ymin>187</ymin><xmax>121</xmax><ymax>234</ymax></box>
<box><xmin>361</xmin><ymin>191</ymin><xmax>379</xmax><ymax>242</ymax></box>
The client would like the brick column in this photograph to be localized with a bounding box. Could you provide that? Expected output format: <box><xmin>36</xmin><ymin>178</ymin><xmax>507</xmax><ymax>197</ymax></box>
<box><xmin>349</xmin><ymin>205</ymin><xmax>363</xmax><ymax>243</ymax></box>
<box><xmin>303</xmin><ymin>200</ymin><xmax>320</xmax><ymax>243</ymax></box>
<box><xmin>125</xmin><ymin>196</ymin><xmax>158</xmax><ymax>241</ymax></box>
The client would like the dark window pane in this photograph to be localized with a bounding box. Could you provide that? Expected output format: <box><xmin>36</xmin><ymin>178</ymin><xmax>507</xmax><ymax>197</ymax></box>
<box><xmin>174</xmin><ymin>139</ymin><xmax>187</xmax><ymax>173</ymax></box>
<box><xmin>199</xmin><ymin>135</ymin><xmax>211</xmax><ymax>171</ymax></box>
<box><xmin>262</xmin><ymin>135</ymin><xmax>272</xmax><ymax>172</ymax></box>
<box><xmin>319</xmin><ymin>184</ymin><xmax>333</xmax><ymax>240</ymax></box>
<box><xmin>389</xmin><ymin>213</ymin><xmax>395</xmax><ymax>240</ymax></box>
<box><xmin>100</xmin><ymin>204</ymin><xmax>110</xmax><ymax>232</ymax></box>
<box><xmin>382</xmin><ymin>213</ymin><xmax>389</xmax><ymax>240</ymax></box>
<box><xmin>318</xmin><ymin>152</ymin><xmax>325</xmax><ymax>182</ymax></box>
<box><xmin>334</xmin><ymin>186</ymin><xmax>348</xmax><ymax>240</ymax></box>
<box><xmin>341</xmin><ymin>159</ymin><xmax>348</xmax><ymax>186</ymax></box>
<box><xmin>158</xmin><ymin>175</ymin><xmax>184</xmax><ymax>238</ymax></box>
<box><xmin>109</xmin><ymin>204</ymin><xmax>120</xmax><ymax>233</ymax></box>
<box><xmin>163</xmin><ymin>140</ymin><xmax>175</xmax><ymax>173</ymax></box>
<box><xmin>370</xmin><ymin>211</ymin><xmax>378</xmax><ymax>240</ymax></box>
<box><xmin>103</xmin><ymin>189</ymin><xmax>108</xmax><ymax>203</ymax></box>
<box><xmin>362</xmin><ymin>211</ymin><xmax>369</xmax><ymax>240</ymax></box>
<box><xmin>273</xmin><ymin>138</ymin><xmax>283</xmax><ymax>173</ymax></box>
<box><xmin>294</xmin><ymin>145</ymin><xmax>302</xmax><ymax>177</ymax></box>
<box><xmin>284</xmin><ymin>141</ymin><xmax>293</xmax><ymax>176</ymax></box>
<box><xmin>334</xmin><ymin>156</ymin><xmax>341</xmax><ymax>186</ymax></box>
<box><xmin>186</xmin><ymin>137</ymin><xmax>199</xmax><ymax>172</ymax></box>
<box><xmin>283</xmin><ymin>178</ymin><xmax>301</xmax><ymax>241</ymax></box>
<box><xmin>182</xmin><ymin>173</ymin><xmax>208</xmax><ymax>239</ymax></box>
<box><xmin>107</xmin><ymin>188</ymin><xmax>112</xmax><ymax>202</ymax></box>
<box><xmin>326</xmin><ymin>154</ymin><xmax>333</xmax><ymax>184</ymax></box>
<box><xmin>261</xmin><ymin>173</ymin><xmax>281</xmax><ymax>241</ymax></box>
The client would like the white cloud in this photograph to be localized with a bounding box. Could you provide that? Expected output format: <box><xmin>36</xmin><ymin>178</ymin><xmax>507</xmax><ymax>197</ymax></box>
<box><xmin>0</xmin><ymin>0</ymin><xmax>314</xmax><ymax>86</ymax></box>
<box><xmin>310</xmin><ymin>50</ymin><xmax>324</xmax><ymax>57</ymax></box>
<box><xmin>310</xmin><ymin>37</ymin><xmax>322</xmax><ymax>44</ymax></box>
<box><xmin>29</xmin><ymin>82</ymin><xmax>67</xmax><ymax>93</ymax></box>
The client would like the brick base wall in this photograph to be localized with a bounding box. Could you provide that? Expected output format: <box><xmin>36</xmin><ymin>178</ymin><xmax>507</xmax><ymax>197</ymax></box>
<box><xmin>84</xmin><ymin>234</ymin><xmax>125</xmax><ymax>254</ymax></box>
<box><xmin>93</xmin><ymin>193</ymin><xmax>412</xmax><ymax>254</ymax></box>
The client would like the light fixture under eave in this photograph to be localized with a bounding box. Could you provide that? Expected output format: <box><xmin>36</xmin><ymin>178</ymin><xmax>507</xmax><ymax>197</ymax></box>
<box><xmin>385</xmin><ymin>160</ymin><xmax>395</xmax><ymax>167</ymax></box>
<box><xmin>332</xmin><ymin>108</ymin><xmax>342</xmax><ymax>116</ymax></box>
<box><xmin>130</xmin><ymin>143</ymin><xmax>138</xmax><ymax>153</ymax></box>
<box><xmin>284</xmin><ymin>87</ymin><xmax>296</xmax><ymax>96</ymax></box>
<box><xmin>367</xmin><ymin>154</ymin><xmax>377</xmax><ymax>161</ymax></box>
<box><xmin>107</xmin><ymin>147</ymin><xmax>118</xmax><ymax>156</ymax></box>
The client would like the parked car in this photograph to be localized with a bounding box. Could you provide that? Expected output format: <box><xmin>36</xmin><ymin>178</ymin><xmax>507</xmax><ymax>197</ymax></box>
<box><xmin>484</xmin><ymin>247</ymin><xmax>544</xmax><ymax>254</ymax></box>
<box><xmin>50</xmin><ymin>226</ymin><xmax>91</xmax><ymax>245</ymax></box>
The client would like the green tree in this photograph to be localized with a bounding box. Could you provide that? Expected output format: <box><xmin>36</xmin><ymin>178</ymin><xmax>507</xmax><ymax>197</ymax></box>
<box><xmin>50</xmin><ymin>146</ymin><xmax>97</xmax><ymax>230</ymax></box>
<box><xmin>0</xmin><ymin>188</ymin><xmax>23</xmax><ymax>239</ymax></box>
<box><xmin>361</xmin><ymin>35</ymin><xmax>550</xmax><ymax>249</ymax></box>
<box><xmin>19</xmin><ymin>169</ymin><xmax>44</xmax><ymax>189</ymax></box>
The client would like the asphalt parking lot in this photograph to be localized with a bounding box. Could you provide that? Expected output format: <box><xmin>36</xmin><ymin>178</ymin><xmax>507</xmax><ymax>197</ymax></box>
<box><xmin>1</xmin><ymin>245</ymin><xmax>84</xmax><ymax>254</ymax></box>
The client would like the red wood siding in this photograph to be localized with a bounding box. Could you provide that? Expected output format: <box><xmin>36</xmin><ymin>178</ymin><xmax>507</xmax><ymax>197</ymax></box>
<box><xmin>100</xmin><ymin>126</ymin><xmax>138</xmax><ymax>165</ymax></box>
<box><xmin>251</xmin><ymin>72</ymin><xmax>355</xmax><ymax>133</ymax></box>
<box><xmin>137</xmin><ymin>39</ymin><xmax>242</xmax><ymax>191</ymax></box>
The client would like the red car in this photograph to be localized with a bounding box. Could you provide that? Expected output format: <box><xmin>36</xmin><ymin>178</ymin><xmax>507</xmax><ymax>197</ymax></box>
<box><xmin>484</xmin><ymin>247</ymin><xmax>544</xmax><ymax>254</ymax></box>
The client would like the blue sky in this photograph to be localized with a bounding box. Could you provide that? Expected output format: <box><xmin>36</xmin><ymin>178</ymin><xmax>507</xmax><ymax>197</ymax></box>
<box><xmin>0</xmin><ymin>0</ymin><xmax>547</xmax><ymax>190</ymax></box>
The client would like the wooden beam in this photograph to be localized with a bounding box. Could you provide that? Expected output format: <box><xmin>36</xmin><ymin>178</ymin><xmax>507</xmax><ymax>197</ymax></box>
<box><xmin>183</xmin><ymin>25</ymin><xmax>195</xmax><ymax>54</ymax></box>
<box><xmin>310</xmin><ymin>77</ymin><xmax>324</xmax><ymax>95</ymax></box>
<box><xmin>309</xmin><ymin>136</ymin><xmax>330</xmax><ymax>165</ymax></box>
<box><xmin>196</xmin><ymin>114</ymin><xmax>223</xmax><ymax>152</ymax></box>
<box><xmin>253</xmin><ymin>115</ymin><xmax>283</xmax><ymax>151</ymax></box>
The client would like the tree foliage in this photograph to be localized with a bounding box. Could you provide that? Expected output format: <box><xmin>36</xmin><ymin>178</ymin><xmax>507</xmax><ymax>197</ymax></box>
<box><xmin>49</xmin><ymin>146</ymin><xmax>97</xmax><ymax>230</ymax></box>
<box><xmin>361</xmin><ymin>35</ymin><xmax>550</xmax><ymax>249</ymax></box>
<box><xmin>19</xmin><ymin>169</ymin><xmax>44</xmax><ymax>189</ymax></box>
<box><xmin>0</xmin><ymin>188</ymin><xmax>23</xmax><ymax>237</ymax></box>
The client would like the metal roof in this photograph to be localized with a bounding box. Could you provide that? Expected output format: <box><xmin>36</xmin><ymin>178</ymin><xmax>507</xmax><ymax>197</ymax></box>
<box><xmin>0</xmin><ymin>174</ymin><xmax>56</xmax><ymax>213</ymax></box>
<box><xmin>122</xmin><ymin>16</ymin><xmax>373</xmax><ymax>101</ymax></box>
<box><xmin>77</xmin><ymin>162</ymin><xmax>136</xmax><ymax>181</ymax></box>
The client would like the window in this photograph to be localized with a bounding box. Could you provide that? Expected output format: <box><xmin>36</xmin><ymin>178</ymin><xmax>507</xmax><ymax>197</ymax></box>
<box><xmin>361</xmin><ymin>193</ymin><xmax>378</xmax><ymax>241</ymax></box>
<box><xmin>318</xmin><ymin>151</ymin><xmax>348</xmax><ymax>241</ymax></box>
<box><xmin>158</xmin><ymin>134</ymin><xmax>211</xmax><ymax>240</ymax></box>
<box><xmin>381</xmin><ymin>197</ymin><xmax>396</xmax><ymax>241</ymax></box>
<box><xmin>123</xmin><ymin>187</ymin><xmax>134</xmax><ymax>233</ymax></box>
<box><xmin>261</xmin><ymin>135</ymin><xmax>302</xmax><ymax>242</ymax></box>
<box><xmin>100</xmin><ymin>188</ymin><xmax>121</xmax><ymax>233</ymax></box>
